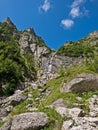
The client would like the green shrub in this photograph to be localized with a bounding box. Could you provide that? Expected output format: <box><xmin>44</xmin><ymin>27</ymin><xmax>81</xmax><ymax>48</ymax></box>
<box><xmin>0</xmin><ymin>122</ymin><xmax>4</xmax><ymax>128</ymax></box>
<box><xmin>0</xmin><ymin>22</ymin><xmax>36</xmax><ymax>95</ymax></box>
<box><xmin>0</xmin><ymin>41</ymin><xmax>24</xmax><ymax>95</ymax></box>
<box><xmin>39</xmin><ymin>107</ymin><xmax>63</xmax><ymax>130</ymax></box>
<box><xmin>57</xmin><ymin>42</ymin><xmax>94</xmax><ymax>58</ymax></box>
<box><xmin>11</xmin><ymin>100</ymin><xmax>33</xmax><ymax>116</ymax></box>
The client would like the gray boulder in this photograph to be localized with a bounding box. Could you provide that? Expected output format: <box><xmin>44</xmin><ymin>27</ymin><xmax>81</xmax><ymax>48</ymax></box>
<box><xmin>0</xmin><ymin>108</ymin><xmax>7</xmax><ymax>117</ymax></box>
<box><xmin>55</xmin><ymin>107</ymin><xmax>69</xmax><ymax>117</ymax></box>
<box><xmin>0</xmin><ymin>90</ymin><xmax>26</xmax><ymax>108</ymax></box>
<box><xmin>55</xmin><ymin>107</ymin><xmax>84</xmax><ymax>118</ymax></box>
<box><xmin>6</xmin><ymin>90</ymin><xmax>27</xmax><ymax>106</ymax></box>
<box><xmin>61</xmin><ymin>73</ymin><xmax>98</xmax><ymax>93</ymax></box>
<box><xmin>50</xmin><ymin>98</ymin><xmax>65</xmax><ymax>108</ymax></box>
<box><xmin>68</xmin><ymin>108</ymin><xmax>84</xmax><ymax>117</ymax></box>
<box><xmin>11</xmin><ymin>112</ymin><xmax>48</xmax><ymax>130</ymax></box>
<box><xmin>61</xmin><ymin>120</ymin><xmax>74</xmax><ymax>130</ymax></box>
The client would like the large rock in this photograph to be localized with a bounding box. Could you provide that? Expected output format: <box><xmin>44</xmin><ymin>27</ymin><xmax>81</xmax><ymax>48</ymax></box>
<box><xmin>2</xmin><ymin>90</ymin><xmax>27</xmax><ymax>107</ymax></box>
<box><xmin>11</xmin><ymin>112</ymin><xmax>48</xmax><ymax>130</ymax></box>
<box><xmin>55</xmin><ymin>107</ymin><xmax>84</xmax><ymax>118</ymax></box>
<box><xmin>0</xmin><ymin>108</ymin><xmax>7</xmax><ymax>117</ymax></box>
<box><xmin>55</xmin><ymin>107</ymin><xmax>69</xmax><ymax>117</ymax></box>
<box><xmin>7</xmin><ymin>90</ymin><xmax>27</xmax><ymax>106</ymax></box>
<box><xmin>61</xmin><ymin>73</ymin><xmax>98</xmax><ymax>93</ymax></box>
<box><xmin>68</xmin><ymin>108</ymin><xmax>84</xmax><ymax>117</ymax></box>
<box><xmin>50</xmin><ymin>98</ymin><xmax>65</xmax><ymax>108</ymax></box>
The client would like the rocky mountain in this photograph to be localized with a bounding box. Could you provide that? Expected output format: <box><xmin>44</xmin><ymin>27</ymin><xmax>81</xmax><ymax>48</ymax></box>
<box><xmin>0</xmin><ymin>18</ymin><xmax>98</xmax><ymax>130</ymax></box>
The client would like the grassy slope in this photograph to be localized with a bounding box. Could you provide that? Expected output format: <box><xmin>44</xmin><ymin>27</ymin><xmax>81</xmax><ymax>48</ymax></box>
<box><xmin>10</xmin><ymin>36</ymin><xmax>98</xmax><ymax>129</ymax></box>
<box><xmin>10</xmin><ymin>63</ymin><xmax>98</xmax><ymax>130</ymax></box>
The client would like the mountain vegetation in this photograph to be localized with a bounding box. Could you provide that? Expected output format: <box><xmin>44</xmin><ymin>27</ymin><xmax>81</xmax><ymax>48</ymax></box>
<box><xmin>57</xmin><ymin>41</ymin><xmax>94</xmax><ymax>58</ymax></box>
<box><xmin>0</xmin><ymin>18</ymin><xmax>98</xmax><ymax>130</ymax></box>
<box><xmin>0</xmin><ymin>19</ymin><xmax>36</xmax><ymax>95</ymax></box>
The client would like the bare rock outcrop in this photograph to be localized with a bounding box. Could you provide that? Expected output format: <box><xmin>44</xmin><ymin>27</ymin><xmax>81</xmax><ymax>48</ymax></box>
<box><xmin>11</xmin><ymin>112</ymin><xmax>48</xmax><ymax>130</ymax></box>
<box><xmin>0</xmin><ymin>90</ymin><xmax>27</xmax><ymax>108</ymax></box>
<box><xmin>89</xmin><ymin>31</ymin><xmax>98</xmax><ymax>38</ymax></box>
<box><xmin>19</xmin><ymin>28</ymin><xmax>50</xmax><ymax>59</ymax></box>
<box><xmin>70</xmin><ymin>117</ymin><xmax>98</xmax><ymax>130</ymax></box>
<box><xmin>55</xmin><ymin>107</ymin><xmax>84</xmax><ymax>118</ymax></box>
<box><xmin>61</xmin><ymin>73</ymin><xmax>98</xmax><ymax>93</ymax></box>
<box><xmin>89</xmin><ymin>95</ymin><xmax>98</xmax><ymax>117</ymax></box>
<box><xmin>61</xmin><ymin>120</ymin><xmax>74</xmax><ymax>130</ymax></box>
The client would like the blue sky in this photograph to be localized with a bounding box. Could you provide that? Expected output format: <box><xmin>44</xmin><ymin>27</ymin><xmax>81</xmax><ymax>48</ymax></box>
<box><xmin>0</xmin><ymin>0</ymin><xmax>98</xmax><ymax>50</ymax></box>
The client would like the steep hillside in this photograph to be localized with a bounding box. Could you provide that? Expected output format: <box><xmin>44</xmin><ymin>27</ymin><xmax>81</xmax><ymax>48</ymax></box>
<box><xmin>0</xmin><ymin>18</ymin><xmax>98</xmax><ymax>130</ymax></box>
<box><xmin>57</xmin><ymin>31</ymin><xmax>98</xmax><ymax>57</ymax></box>
<box><xmin>0</xmin><ymin>17</ymin><xmax>54</xmax><ymax>95</ymax></box>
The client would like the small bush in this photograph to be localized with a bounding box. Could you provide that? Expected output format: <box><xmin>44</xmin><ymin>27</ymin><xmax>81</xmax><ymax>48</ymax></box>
<box><xmin>40</xmin><ymin>107</ymin><xmax>63</xmax><ymax>130</ymax></box>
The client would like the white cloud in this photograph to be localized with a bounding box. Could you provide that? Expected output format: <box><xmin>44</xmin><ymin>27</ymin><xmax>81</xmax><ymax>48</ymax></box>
<box><xmin>61</xmin><ymin>0</ymin><xmax>89</xmax><ymax>30</ymax></box>
<box><xmin>71</xmin><ymin>0</ymin><xmax>84</xmax><ymax>8</ymax></box>
<box><xmin>70</xmin><ymin>0</ymin><xmax>88</xmax><ymax>18</ymax></box>
<box><xmin>39</xmin><ymin>0</ymin><xmax>51</xmax><ymax>12</ymax></box>
<box><xmin>70</xmin><ymin>7</ymin><xmax>80</xmax><ymax>18</ymax></box>
<box><xmin>61</xmin><ymin>19</ymin><xmax>74</xmax><ymax>29</ymax></box>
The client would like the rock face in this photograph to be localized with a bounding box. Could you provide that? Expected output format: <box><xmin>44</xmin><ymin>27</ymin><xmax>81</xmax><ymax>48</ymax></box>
<box><xmin>2</xmin><ymin>18</ymin><xmax>83</xmax><ymax>80</ymax></box>
<box><xmin>61</xmin><ymin>73</ymin><xmax>98</xmax><ymax>93</ymax></box>
<box><xmin>19</xmin><ymin>28</ymin><xmax>51</xmax><ymax>59</ymax></box>
<box><xmin>11</xmin><ymin>112</ymin><xmax>48</xmax><ymax>130</ymax></box>
<box><xmin>41</xmin><ymin>54</ymin><xmax>82</xmax><ymax>73</ymax></box>
<box><xmin>18</xmin><ymin>25</ymin><xmax>83</xmax><ymax>75</ymax></box>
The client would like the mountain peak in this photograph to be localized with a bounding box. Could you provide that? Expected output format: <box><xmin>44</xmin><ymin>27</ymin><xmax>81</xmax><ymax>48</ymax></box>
<box><xmin>4</xmin><ymin>17</ymin><xmax>15</xmax><ymax>27</ymax></box>
<box><xmin>26</xmin><ymin>28</ymin><xmax>36</xmax><ymax>36</ymax></box>
<box><xmin>89</xmin><ymin>31</ymin><xmax>98</xmax><ymax>38</ymax></box>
